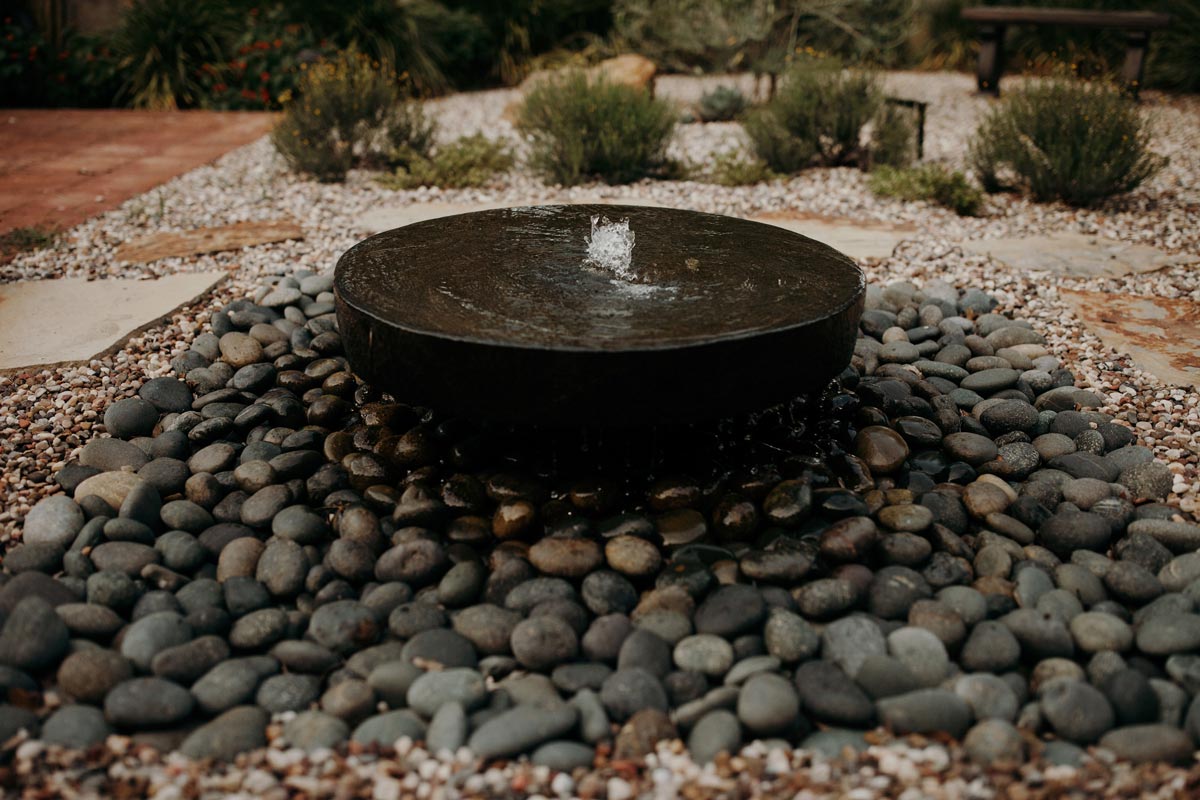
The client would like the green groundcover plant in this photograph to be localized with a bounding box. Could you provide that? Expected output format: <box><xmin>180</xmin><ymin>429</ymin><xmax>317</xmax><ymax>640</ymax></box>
<box><xmin>869</xmin><ymin>163</ymin><xmax>985</xmax><ymax>217</ymax></box>
<box><xmin>380</xmin><ymin>134</ymin><xmax>515</xmax><ymax>189</ymax></box>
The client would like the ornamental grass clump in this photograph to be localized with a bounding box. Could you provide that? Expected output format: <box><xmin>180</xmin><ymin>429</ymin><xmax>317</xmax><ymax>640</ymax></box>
<box><xmin>516</xmin><ymin>71</ymin><xmax>678</xmax><ymax>186</ymax></box>
<box><xmin>272</xmin><ymin>50</ymin><xmax>425</xmax><ymax>182</ymax></box>
<box><xmin>968</xmin><ymin>78</ymin><xmax>1165</xmax><ymax>207</ymax></box>
<box><xmin>113</xmin><ymin>0</ymin><xmax>236</xmax><ymax>109</ymax></box>
<box><xmin>743</xmin><ymin>60</ymin><xmax>882</xmax><ymax>173</ymax></box>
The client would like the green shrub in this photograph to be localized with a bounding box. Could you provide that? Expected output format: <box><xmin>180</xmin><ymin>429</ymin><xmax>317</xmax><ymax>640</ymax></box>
<box><xmin>284</xmin><ymin>0</ymin><xmax>444</xmax><ymax>93</ymax></box>
<box><xmin>612</xmin><ymin>0</ymin><xmax>779</xmax><ymax>73</ymax></box>
<box><xmin>968</xmin><ymin>77</ymin><xmax>1165</xmax><ymax>207</ymax></box>
<box><xmin>612</xmin><ymin>0</ymin><xmax>914</xmax><ymax>75</ymax></box>
<box><xmin>697</xmin><ymin>85</ymin><xmax>749</xmax><ymax>122</ymax></box>
<box><xmin>113</xmin><ymin>0</ymin><xmax>237</xmax><ymax>109</ymax></box>
<box><xmin>871</xmin><ymin>103</ymin><xmax>917</xmax><ymax>168</ymax></box>
<box><xmin>703</xmin><ymin>149</ymin><xmax>777</xmax><ymax>186</ymax></box>
<box><xmin>869</xmin><ymin>164</ymin><xmax>984</xmax><ymax>216</ymax></box>
<box><xmin>0</xmin><ymin>19</ymin><xmax>122</xmax><ymax>108</ymax></box>
<box><xmin>516</xmin><ymin>71</ymin><xmax>677</xmax><ymax>186</ymax></box>
<box><xmin>1148</xmin><ymin>0</ymin><xmax>1200</xmax><ymax>92</ymax></box>
<box><xmin>453</xmin><ymin>0</ymin><xmax>614</xmax><ymax>85</ymax></box>
<box><xmin>743</xmin><ymin>60</ymin><xmax>881</xmax><ymax>172</ymax></box>
<box><xmin>380</xmin><ymin>133</ymin><xmax>515</xmax><ymax>189</ymax></box>
<box><xmin>419</xmin><ymin>5</ymin><xmax>498</xmax><ymax>90</ymax></box>
<box><xmin>271</xmin><ymin>51</ymin><xmax>402</xmax><ymax>182</ymax></box>
<box><xmin>199</xmin><ymin>5</ymin><xmax>333</xmax><ymax>110</ymax></box>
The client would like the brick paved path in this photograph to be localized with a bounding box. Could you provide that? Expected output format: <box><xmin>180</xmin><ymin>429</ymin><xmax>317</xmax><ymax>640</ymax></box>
<box><xmin>0</xmin><ymin>109</ymin><xmax>275</xmax><ymax>236</ymax></box>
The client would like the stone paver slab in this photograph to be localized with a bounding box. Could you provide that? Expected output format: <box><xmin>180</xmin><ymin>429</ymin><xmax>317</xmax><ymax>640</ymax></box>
<box><xmin>360</xmin><ymin>202</ymin><xmax>906</xmax><ymax>261</ymax></box>
<box><xmin>0</xmin><ymin>272</ymin><xmax>226</xmax><ymax>372</ymax></box>
<box><xmin>115</xmin><ymin>220</ymin><xmax>304</xmax><ymax>264</ymax></box>
<box><xmin>1061</xmin><ymin>288</ymin><xmax>1200</xmax><ymax>388</ymax></box>
<box><xmin>963</xmin><ymin>232</ymin><xmax>1196</xmax><ymax>278</ymax></box>
<box><xmin>749</xmin><ymin>214</ymin><xmax>913</xmax><ymax>261</ymax></box>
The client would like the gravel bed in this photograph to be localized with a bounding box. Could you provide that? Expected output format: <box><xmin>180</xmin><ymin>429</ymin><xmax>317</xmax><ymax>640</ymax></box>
<box><xmin>1</xmin><ymin>70</ymin><xmax>1200</xmax><ymax>790</ymax></box>
<box><xmin>6</xmin><ymin>734</ymin><xmax>1198</xmax><ymax>798</ymax></box>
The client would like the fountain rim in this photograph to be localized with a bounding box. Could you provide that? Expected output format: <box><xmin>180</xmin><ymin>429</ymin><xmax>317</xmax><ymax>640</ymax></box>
<box><xmin>334</xmin><ymin>203</ymin><xmax>867</xmax><ymax>355</ymax></box>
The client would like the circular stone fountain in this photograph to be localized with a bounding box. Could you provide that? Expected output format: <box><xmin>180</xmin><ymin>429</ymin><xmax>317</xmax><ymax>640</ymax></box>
<box><xmin>336</xmin><ymin>205</ymin><xmax>864</xmax><ymax>426</ymax></box>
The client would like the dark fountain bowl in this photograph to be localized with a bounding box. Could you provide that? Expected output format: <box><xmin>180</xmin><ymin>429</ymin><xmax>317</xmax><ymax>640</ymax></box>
<box><xmin>335</xmin><ymin>204</ymin><xmax>865</xmax><ymax>427</ymax></box>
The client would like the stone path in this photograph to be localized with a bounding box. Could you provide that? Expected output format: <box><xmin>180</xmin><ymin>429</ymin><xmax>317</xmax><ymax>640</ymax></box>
<box><xmin>0</xmin><ymin>272</ymin><xmax>226</xmax><ymax>372</ymax></box>
<box><xmin>961</xmin><ymin>232</ymin><xmax>1196</xmax><ymax>278</ymax></box>
<box><xmin>0</xmin><ymin>110</ymin><xmax>275</xmax><ymax>237</ymax></box>
<box><xmin>1061</xmin><ymin>289</ymin><xmax>1200</xmax><ymax>388</ymax></box>
<box><xmin>752</xmin><ymin>213</ymin><xmax>912</xmax><ymax>261</ymax></box>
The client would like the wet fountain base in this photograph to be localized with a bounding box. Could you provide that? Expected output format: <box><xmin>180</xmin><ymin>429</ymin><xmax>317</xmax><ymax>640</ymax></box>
<box><xmin>335</xmin><ymin>205</ymin><xmax>864</xmax><ymax>426</ymax></box>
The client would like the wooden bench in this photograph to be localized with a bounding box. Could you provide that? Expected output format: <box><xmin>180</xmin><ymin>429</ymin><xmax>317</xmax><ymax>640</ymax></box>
<box><xmin>960</xmin><ymin>6</ymin><xmax>1171</xmax><ymax>96</ymax></box>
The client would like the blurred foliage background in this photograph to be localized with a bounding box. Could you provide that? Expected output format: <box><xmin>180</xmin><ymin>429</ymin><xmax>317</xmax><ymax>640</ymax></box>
<box><xmin>2</xmin><ymin>0</ymin><xmax>1196</xmax><ymax>109</ymax></box>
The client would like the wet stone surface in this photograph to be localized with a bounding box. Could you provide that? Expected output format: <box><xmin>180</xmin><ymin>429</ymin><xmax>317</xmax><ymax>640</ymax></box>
<box><xmin>335</xmin><ymin>205</ymin><xmax>865</xmax><ymax>425</ymax></box>
<box><xmin>2</xmin><ymin>269</ymin><xmax>1197</xmax><ymax>772</ymax></box>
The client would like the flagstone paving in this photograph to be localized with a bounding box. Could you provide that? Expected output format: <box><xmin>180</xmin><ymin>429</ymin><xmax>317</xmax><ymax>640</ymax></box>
<box><xmin>962</xmin><ymin>231</ymin><xmax>1197</xmax><ymax>278</ymax></box>
<box><xmin>0</xmin><ymin>272</ymin><xmax>226</xmax><ymax>372</ymax></box>
<box><xmin>1061</xmin><ymin>288</ymin><xmax>1200</xmax><ymax>388</ymax></box>
<box><xmin>115</xmin><ymin>219</ymin><xmax>304</xmax><ymax>264</ymax></box>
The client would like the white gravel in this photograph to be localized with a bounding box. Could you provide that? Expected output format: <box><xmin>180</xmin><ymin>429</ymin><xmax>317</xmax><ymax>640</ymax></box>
<box><xmin>8</xmin><ymin>731</ymin><xmax>1199</xmax><ymax>799</ymax></box>
<box><xmin>1</xmin><ymin>70</ymin><xmax>1199</xmax><ymax>536</ymax></box>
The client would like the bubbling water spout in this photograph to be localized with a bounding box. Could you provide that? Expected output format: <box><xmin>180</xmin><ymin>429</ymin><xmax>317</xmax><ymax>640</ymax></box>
<box><xmin>585</xmin><ymin>215</ymin><xmax>636</xmax><ymax>281</ymax></box>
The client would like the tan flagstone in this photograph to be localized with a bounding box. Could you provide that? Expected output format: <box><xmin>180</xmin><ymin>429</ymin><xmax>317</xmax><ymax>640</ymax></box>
<box><xmin>963</xmin><ymin>232</ymin><xmax>1195</xmax><ymax>278</ymax></box>
<box><xmin>0</xmin><ymin>272</ymin><xmax>226</xmax><ymax>372</ymax></box>
<box><xmin>115</xmin><ymin>219</ymin><xmax>303</xmax><ymax>264</ymax></box>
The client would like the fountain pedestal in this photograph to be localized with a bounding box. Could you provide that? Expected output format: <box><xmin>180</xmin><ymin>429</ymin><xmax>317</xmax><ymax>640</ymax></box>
<box><xmin>335</xmin><ymin>205</ymin><xmax>864</xmax><ymax>426</ymax></box>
